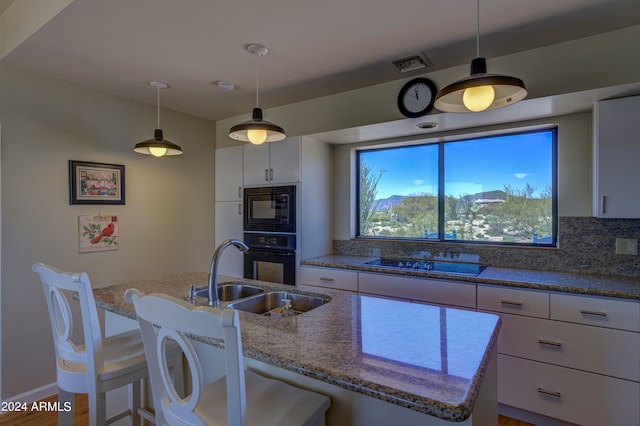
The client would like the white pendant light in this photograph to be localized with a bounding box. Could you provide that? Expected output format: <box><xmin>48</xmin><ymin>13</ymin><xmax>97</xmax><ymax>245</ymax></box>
<box><xmin>434</xmin><ymin>0</ymin><xmax>527</xmax><ymax>113</ymax></box>
<box><xmin>134</xmin><ymin>81</ymin><xmax>183</xmax><ymax>156</ymax></box>
<box><xmin>228</xmin><ymin>44</ymin><xmax>286</xmax><ymax>145</ymax></box>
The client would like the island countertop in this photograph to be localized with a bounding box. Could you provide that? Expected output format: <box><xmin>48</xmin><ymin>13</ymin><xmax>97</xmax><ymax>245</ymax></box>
<box><xmin>93</xmin><ymin>272</ymin><xmax>501</xmax><ymax>423</ymax></box>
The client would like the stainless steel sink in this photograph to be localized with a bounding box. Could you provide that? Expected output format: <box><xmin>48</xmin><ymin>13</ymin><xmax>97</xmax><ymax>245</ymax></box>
<box><xmin>226</xmin><ymin>291</ymin><xmax>330</xmax><ymax>316</ymax></box>
<box><xmin>192</xmin><ymin>283</ymin><xmax>264</xmax><ymax>302</ymax></box>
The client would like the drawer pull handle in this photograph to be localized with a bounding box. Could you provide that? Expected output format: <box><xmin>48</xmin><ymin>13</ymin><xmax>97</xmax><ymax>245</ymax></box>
<box><xmin>500</xmin><ymin>299</ymin><xmax>523</xmax><ymax>307</ymax></box>
<box><xmin>580</xmin><ymin>309</ymin><xmax>607</xmax><ymax>317</ymax></box>
<box><xmin>319</xmin><ymin>277</ymin><xmax>334</xmax><ymax>282</ymax></box>
<box><xmin>537</xmin><ymin>388</ymin><xmax>561</xmax><ymax>398</ymax></box>
<box><xmin>538</xmin><ymin>339</ymin><xmax>563</xmax><ymax>348</ymax></box>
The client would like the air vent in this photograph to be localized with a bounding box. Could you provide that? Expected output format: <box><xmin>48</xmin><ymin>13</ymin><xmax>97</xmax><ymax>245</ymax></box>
<box><xmin>391</xmin><ymin>54</ymin><xmax>432</xmax><ymax>73</ymax></box>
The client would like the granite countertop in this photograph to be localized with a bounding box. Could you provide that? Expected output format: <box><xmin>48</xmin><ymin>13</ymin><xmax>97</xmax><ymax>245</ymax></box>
<box><xmin>93</xmin><ymin>272</ymin><xmax>501</xmax><ymax>422</ymax></box>
<box><xmin>301</xmin><ymin>255</ymin><xmax>640</xmax><ymax>301</ymax></box>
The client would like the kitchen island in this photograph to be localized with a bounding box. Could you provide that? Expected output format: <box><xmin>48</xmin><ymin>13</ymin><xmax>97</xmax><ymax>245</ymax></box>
<box><xmin>94</xmin><ymin>272</ymin><xmax>501</xmax><ymax>426</ymax></box>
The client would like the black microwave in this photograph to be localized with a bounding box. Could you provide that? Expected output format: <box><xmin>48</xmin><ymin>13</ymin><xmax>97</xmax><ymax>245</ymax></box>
<box><xmin>244</xmin><ymin>186</ymin><xmax>296</xmax><ymax>233</ymax></box>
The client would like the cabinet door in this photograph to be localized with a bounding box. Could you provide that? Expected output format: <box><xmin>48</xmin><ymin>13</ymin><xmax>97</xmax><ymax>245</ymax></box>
<box><xmin>593</xmin><ymin>95</ymin><xmax>640</xmax><ymax>218</ymax></box>
<box><xmin>214</xmin><ymin>201</ymin><xmax>244</xmax><ymax>276</ymax></box>
<box><xmin>300</xmin><ymin>266</ymin><xmax>358</xmax><ymax>292</ymax></box>
<box><xmin>269</xmin><ymin>137</ymin><xmax>300</xmax><ymax>184</ymax></box>
<box><xmin>499</xmin><ymin>355</ymin><xmax>640</xmax><ymax>426</ymax></box>
<box><xmin>215</xmin><ymin>146</ymin><xmax>243</xmax><ymax>201</ymax></box>
<box><xmin>243</xmin><ymin>143</ymin><xmax>270</xmax><ymax>186</ymax></box>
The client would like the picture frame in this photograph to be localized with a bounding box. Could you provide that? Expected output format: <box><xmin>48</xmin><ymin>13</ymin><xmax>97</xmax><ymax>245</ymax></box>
<box><xmin>69</xmin><ymin>160</ymin><xmax>125</xmax><ymax>205</ymax></box>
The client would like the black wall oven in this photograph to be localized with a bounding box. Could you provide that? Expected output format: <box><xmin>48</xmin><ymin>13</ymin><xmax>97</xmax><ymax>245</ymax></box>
<box><xmin>243</xmin><ymin>233</ymin><xmax>296</xmax><ymax>286</ymax></box>
<box><xmin>244</xmin><ymin>185</ymin><xmax>296</xmax><ymax>233</ymax></box>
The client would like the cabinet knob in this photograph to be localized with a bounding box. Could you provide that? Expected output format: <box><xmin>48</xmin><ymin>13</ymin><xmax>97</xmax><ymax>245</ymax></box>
<box><xmin>264</xmin><ymin>169</ymin><xmax>269</xmax><ymax>181</ymax></box>
<box><xmin>319</xmin><ymin>277</ymin><xmax>335</xmax><ymax>282</ymax></box>
<box><xmin>538</xmin><ymin>339</ymin><xmax>563</xmax><ymax>349</ymax></box>
<box><xmin>580</xmin><ymin>309</ymin><xmax>607</xmax><ymax>317</ymax></box>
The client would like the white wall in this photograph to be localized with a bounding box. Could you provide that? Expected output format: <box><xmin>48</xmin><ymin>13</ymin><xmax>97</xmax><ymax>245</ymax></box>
<box><xmin>0</xmin><ymin>64</ymin><xmax>217</xmax><ymax>399</ymax></box>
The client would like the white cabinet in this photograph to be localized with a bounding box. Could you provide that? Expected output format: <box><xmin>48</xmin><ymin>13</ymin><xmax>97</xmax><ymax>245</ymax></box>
<box><xmin>243</xmin><ymin>137</ymin><xmax>300</xmax><ymax>186</ymax></box>
<box><xmin>300</xmin><ymin>266</ymin><xmax>358</xmax><ymax>292</ymax></box>
<box><xmin>214</xmin><ymin>146</ymin><xmax>244</xmax><ymax>276</ymax></box>
<box><xmin>593</xmin><ymin>95</ymin><xmax>640</xmax><ymax>218</ymax></box>
<box><xmin>478</xmin><ymin>284</ymin><xmax>640</xmax><ymax>425</ymax></box>
<box><xmin>215</xmin><ymin>146</ymin><xmax>243</xmax><ymax>201</ymax></box>
<box><xmin>358</xmin><ymin>272</ymin><xmax>476</xmax><ymax>309</ymax></box>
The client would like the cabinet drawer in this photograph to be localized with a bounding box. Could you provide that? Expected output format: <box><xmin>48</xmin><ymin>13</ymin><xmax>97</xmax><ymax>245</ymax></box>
<box><xmin>477</xmin><ymin>285</ymin><xmax>549</xmax><ymax>318</ymax></box>
<box><xmin>498</xmin><ymin>355</ymin><xmax>640</xmax><ymax>426</ymax></box>
<box><xmin>496</xmin><ymin>313</ymin><xmax>640</xmax><ymax>381</ymax></box>
<box><xmin>358</xmin><ymin>272</ymin><xmax>476</xmax><ymax>309</ymax></box>
<box><xmin>300</xmin><ymin>266</ymin><xmax>358</xmax><ymax>292</ymax></box>
<box><xmin>551</xmin><ymin>293</ymin><xmax>640</xmax><ymax>332</ymax></box>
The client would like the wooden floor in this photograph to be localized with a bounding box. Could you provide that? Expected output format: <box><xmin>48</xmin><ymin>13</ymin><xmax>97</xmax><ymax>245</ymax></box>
<box><xmin>0</xmin><ymin>394</ymin><xmax>535</xmax><ymax>425</ymax></box>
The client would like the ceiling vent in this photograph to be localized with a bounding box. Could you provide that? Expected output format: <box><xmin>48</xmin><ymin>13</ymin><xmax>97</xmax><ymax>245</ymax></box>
<box><xmin>391</xmin><ymin>54</ymin><xmax>432</xmax><ymax>73</ymax></box>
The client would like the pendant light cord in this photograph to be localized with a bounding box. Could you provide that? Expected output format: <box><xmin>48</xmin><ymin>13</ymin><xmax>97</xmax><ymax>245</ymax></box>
<box><xmin>255</xmin><ymin>52</ymin><xmax>260</xmax><ymax>108</ymax></box>
<box><xmin>156</xmin><ymin>84</ymin><xmax>161</xmax><ymax>128</ymax></box>
<box><xmin>476</xmin><ymin>0</ymin><xmax>480</xmax><ymax>58</ymax></box>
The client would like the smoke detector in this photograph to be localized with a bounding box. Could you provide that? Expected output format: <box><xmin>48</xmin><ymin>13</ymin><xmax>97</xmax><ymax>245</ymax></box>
<box><xmin>217</xmin><ymin>81</ymin><xmax>235</xmax><ymax>92</ymax></box>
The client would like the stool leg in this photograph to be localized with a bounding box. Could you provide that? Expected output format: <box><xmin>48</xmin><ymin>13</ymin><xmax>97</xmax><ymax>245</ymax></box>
<box><xmin>129</xmin><ymin>380</ymin><xmax>142</xmax><ymax>426</ymax></box>
<box><xmin>88</xmin><ymin>388</ymin><xmax>107</xmax><ymax>426</ymax></box>
<box><xmin>57</xmin><ymin>388</ymin><xmax>75</xmax><ymax>426</ymax></box>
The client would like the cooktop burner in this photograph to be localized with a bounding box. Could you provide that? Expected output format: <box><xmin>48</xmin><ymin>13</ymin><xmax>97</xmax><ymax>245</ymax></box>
<box><xmin>365</xmin><ymin>258</ymin><xmax>486</xmax><ymax>277</ymax></box>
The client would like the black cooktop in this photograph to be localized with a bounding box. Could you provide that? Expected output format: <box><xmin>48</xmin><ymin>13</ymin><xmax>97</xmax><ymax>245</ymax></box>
<box><xmin>365</xmin><ymin>258</ymin><xmax>486</xmax><ymax>277</ymax></box>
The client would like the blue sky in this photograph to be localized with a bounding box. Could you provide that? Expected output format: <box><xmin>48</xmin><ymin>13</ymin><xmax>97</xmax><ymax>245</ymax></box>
<box><xmin>360</xmin><ymin>130</ymin><xmax>554</xmax><ymax>199</ymax></box>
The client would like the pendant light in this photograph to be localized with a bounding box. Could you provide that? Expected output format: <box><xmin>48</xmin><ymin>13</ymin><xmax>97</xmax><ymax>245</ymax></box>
<box><xmin>228</xmin><ymin>44</ymin><xmax>286</xmax><ymax>145</ymax></box>
<box><xmin>434</xmin><ymin>0</ymin><xmax>527</xmax><ymax>113</ymax></box>
<box><xmin>134</xmin><ymin>81</ymin><xmax>183</xmax><ymax>156</ymax></box>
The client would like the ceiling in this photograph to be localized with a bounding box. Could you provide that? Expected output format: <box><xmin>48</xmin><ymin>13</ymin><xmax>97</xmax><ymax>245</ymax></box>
<box><xmin>2</xmin><ymin>0</ymin><xmax>640</xmax><ymax>122</ymax></box>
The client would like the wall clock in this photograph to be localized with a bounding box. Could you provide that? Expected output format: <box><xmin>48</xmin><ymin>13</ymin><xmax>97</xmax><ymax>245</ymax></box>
<box><xmin>397</xmin><ymin>77</ymin><xmax>437</xmax><ymax>118</ymax></box>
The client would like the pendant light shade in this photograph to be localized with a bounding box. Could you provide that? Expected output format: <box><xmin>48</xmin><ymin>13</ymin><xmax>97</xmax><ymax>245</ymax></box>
<box><xmin>434</xmin><ymin>0</ymin><xmax>527</xmax><ymax>113</ymax></box>
<box><xmin>134</xmin><ymin>81</ymin><xmax>183</xmax><ymax>156</ymax></box>
<box><xmin>228</xmin><ymin>44</ymin><xmax>286</xmax><ymax>144</ymax></box>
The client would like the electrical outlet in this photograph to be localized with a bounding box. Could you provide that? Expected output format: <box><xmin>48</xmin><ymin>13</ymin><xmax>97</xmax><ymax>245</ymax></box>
<box><xmin>615</xmin><ymin>238</ymin><xmax>638</xmax><ymax>255</ymax></box>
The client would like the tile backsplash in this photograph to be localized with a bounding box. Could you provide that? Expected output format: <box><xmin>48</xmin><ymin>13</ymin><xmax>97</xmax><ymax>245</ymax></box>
<box><xmin>334</xmin><ymin>217</ymin><xmax>640</xmax><ymax>278</ymax></box>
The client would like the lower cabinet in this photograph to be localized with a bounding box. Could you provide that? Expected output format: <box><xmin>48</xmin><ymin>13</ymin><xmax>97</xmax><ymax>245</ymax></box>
<box><xmin>499</xmin><ymin>355</ymin><xmax>640</xmax><ymax>426</ymax></box>
<box><xmin>479</xmin><ymin>285</ymin><xmax>640</xmax><ymax>426</ymax></box>
<box><xmin>358</xmin><ymin>272</ymin><xmax>476</xmax><ymax>309</ymax></box>
<box><xmin>299</xmin><ymin>266</ymin><xmax>358</xmax><ymax>293</ymax></box>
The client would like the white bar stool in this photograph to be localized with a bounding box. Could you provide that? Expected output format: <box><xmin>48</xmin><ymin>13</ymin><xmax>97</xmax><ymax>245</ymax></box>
<box><xmin>126</xmin><ymin>289</ymin><xmax>331</xmax><ymax>426</ymax></box>
<box><xmin>33</xmin><ymin>263</ymin><xmax>182</xmax><ymax>426</ymax></box>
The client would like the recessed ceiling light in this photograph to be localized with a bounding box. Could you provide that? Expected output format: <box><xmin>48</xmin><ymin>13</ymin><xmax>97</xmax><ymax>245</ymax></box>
<box><xmin>216</xmin><ymin>81</ymin><xmax>235</xmax><ymax>92</ymax></box>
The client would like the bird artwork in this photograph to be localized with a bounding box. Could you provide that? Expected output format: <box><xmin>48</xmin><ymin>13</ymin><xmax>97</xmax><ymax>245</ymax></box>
<box><xmin>90</xmin><ymin>222</ymin><xmax>115</xmax><ymax>244</ymax></box>
<box><xmin>79</xmin><ymin>215</ymin><xmax>119</xmax><ymax>252</ymax></box>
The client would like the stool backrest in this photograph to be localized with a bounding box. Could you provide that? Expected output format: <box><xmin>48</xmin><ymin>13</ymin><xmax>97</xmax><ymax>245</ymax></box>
<box><xmin>32</xmin><ymin>263</ymin><xmax>104</xmax><ymax>381</ymax></box>
<box><xmin>125</xmin><ymin>289</ymin><xmax>247</xmax><ymax>426</ymax></box>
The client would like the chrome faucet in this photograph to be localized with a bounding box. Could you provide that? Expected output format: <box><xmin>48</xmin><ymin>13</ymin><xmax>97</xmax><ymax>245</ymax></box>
<box><xmin>208</xmin><ymin>239</ymin><xmax>250</xmax><ymax>307</ymax></box>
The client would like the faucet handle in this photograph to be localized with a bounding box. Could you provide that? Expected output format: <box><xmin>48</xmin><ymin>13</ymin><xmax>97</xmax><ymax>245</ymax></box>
<box><xmin>187</xmin><ymin>283</ymin><xmax>195</xmax><ymax>301</ymax></box>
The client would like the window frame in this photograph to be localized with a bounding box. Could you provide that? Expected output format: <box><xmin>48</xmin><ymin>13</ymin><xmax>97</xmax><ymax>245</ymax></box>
<box><xmin>355</xmin><ymin>126</ymin><xmax>558</xmax><ymax>247</ymax></box>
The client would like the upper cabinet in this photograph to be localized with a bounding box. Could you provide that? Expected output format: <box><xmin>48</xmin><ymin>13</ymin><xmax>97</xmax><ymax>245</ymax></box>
<box><xmin>215</xmin><ymin>146</ymin><xmax>243</xmax><ymax>201</ymax></box>
<box><xmin>593</xmin><ymin>96</ymin><xmax>640</xmax><ymax>218</ymax></box>
<box><xmin>243</xmin><ymin>137</ymin><xmax>301</xmax><ymax>186</ymax></box>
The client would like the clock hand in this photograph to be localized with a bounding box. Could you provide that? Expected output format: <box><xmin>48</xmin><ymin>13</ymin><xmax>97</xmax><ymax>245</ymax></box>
<box><xmin>414</xmin><ymin>87</ymin><xmax>419</xmax><ymax>100</ymax></box>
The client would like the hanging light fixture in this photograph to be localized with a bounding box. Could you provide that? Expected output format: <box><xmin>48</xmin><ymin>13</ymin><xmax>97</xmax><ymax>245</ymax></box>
<box><xmin>228</xmin><ymin>44</ymin><xmax>286</xmax><ymax>145</ymax></box>
<box><xmin>134</xmin><ymin>81</ymin><xmax>183</xmax><ymax>157</ymax></box>
<box><xmin>434</xmin><ymin>0</ymin><xmax>527</xmax><ymax>113</ymax></box>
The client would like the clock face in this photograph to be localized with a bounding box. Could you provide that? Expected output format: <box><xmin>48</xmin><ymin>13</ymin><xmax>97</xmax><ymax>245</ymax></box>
<box><xmin>397</xmin><ymin>78</ymin><xmax>436</xmax><ymax>118</ymax></box>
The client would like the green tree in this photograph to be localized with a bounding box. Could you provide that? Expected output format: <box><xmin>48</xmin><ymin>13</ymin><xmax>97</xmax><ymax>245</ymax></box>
<box><xmin>359</xmin><ymin>162</ymin><xmax>384</xmax><ymax>236</ymax></box>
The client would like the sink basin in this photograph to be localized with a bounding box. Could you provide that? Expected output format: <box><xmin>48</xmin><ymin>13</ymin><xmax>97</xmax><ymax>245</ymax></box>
<box><xmin>226</xmin><ymin>291</ymin><xmax>330</xmax><ymax>316</ymax></box>
<box><xmin>192</xmin><ymin>284</ymin><xmax>264</xmax><ymax>302</ymax></box>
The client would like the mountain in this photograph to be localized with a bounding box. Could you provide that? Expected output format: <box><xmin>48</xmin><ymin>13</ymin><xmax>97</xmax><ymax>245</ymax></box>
<box><xmin>372</xmin><ymin>190</ymin><xmax>507</xmax><ymax>211</ymax></box>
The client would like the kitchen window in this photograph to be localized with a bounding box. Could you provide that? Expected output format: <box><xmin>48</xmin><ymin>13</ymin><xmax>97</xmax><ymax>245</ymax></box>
<box><xmin>356</xmin><ymin>127</ymin><xmax>557</xmax><ymax>246</ymax></box>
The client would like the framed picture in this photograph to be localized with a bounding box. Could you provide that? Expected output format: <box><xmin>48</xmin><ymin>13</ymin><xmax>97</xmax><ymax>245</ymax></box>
<box><xmin>78</xmin><ymin>215</ymin><xmax>119</xmax><ymax>253</ymax></box>
<box><xmin>69</xmin><ymin>160</ymin><xmax>125</xmax><ymax>205</ymax></box>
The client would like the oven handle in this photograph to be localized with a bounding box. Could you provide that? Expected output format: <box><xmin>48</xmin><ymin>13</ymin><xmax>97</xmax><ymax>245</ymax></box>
<box><xmin>248</xmin><ymin>249</ymin><xmax>295</xmax><ymax>257</ymax></box>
